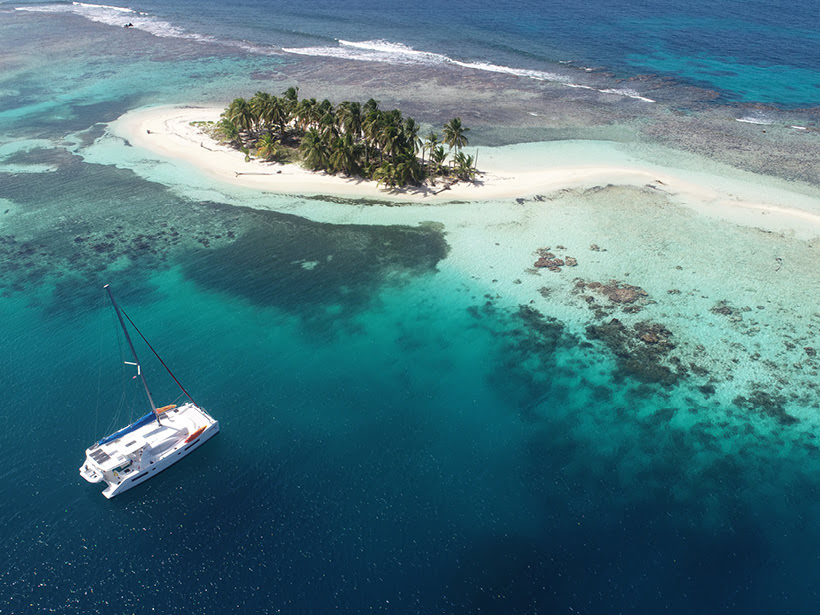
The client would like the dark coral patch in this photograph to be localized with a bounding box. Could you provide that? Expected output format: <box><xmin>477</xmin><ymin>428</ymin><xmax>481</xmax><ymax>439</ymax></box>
<box><xmin>733</xmin><ymin>390</ymin><xmax>798</xmax><ymax>425</ymax></box>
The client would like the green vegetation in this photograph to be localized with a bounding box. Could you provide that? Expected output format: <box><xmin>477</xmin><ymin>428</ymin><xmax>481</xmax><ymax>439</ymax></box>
<box><xmin>215</xmin><ymin>88</ymin><xmax>476</xmax><ymax>188</ymax></box>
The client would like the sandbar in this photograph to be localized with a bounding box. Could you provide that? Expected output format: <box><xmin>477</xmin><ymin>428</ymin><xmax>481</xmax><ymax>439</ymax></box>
<box><xmin>109</xmin><ymin>105</ymin><xmax>820</xmax><ymax>240</ymax></box>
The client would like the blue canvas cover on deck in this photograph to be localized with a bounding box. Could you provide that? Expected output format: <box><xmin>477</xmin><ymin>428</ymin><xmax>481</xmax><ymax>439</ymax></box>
<box><xmin>97</xmin><ymin>411</ymin><xmax>156</xmax><ymax>446</ymax></box>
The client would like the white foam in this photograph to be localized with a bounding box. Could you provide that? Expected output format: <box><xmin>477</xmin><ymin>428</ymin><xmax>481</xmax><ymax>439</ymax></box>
<box><xmin>560</xmin><ymin>60</ymin><xmax>594</xmax><ymax>72</ymax></box>
<box><xmin>284</xmin><ymin>39</ymin><xmax>654</xmax><ymax>102</ymax></box>
<box><xmin>451</xmin><ymin>59</ymin><xmax>571</xmax><ymax>84</ymax></box>
<box><xmin>736</xmin><ymin>116</ymin><xmax>775</xmax><ymax>125</ymax></box>
<box><xmin>283</xmin><ymin>39</ymin><xmax>448</xmax><ymax>66</ymax></box>
<box><xmin>73</xmin><ymin>2</ymin><xmax>134</xmax><ymax>13</ymax></box>
<box><xmin>15</xmin><ymin>2</ymin><xmax>281</xmax><ymax>55</ymax></box>
<box><xmin>599</xmin><ymin>88</ymin><xmax>656</xmax><ymax>103</ymax></box>
<box><xmin>15</xmin><ymin>4</ymin><xmax>654</xmax><ymax>103</ymax></box>
<box><xmin>566</xmin><ymin>82</ymin><xmax>655</xmax><ymax>102</ymax></box>
<box><xmin>340</xmin><ymin>39</ymin><xmax>448</xmax><ymax>65</ymax></box>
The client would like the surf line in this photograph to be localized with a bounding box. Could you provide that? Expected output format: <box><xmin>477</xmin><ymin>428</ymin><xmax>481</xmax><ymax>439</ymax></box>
<box><xmin>281</xmin><ymin>40</ymin><xmax>655</xmax><ymax>103</ymax></box>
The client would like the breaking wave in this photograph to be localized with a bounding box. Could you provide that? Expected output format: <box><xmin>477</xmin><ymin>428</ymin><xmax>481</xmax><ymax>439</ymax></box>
<box><xmin>14</xmin><ymin>5</ymin><xmax>654</xmax><ymax>102</ymax></box>
<box><xmin>284</xmin><ymin>39</ymin><xmax>655</xmax><ymax>102</ymax></box>
<box><xmin>14</xmin><ymin>2</ymin><xmax>280</xmax><ymax>55</ymax></box>
<box><xmin>736</xmin><ymin>115</ymin><xmax>775</xmax><ymax>125</ymax></box>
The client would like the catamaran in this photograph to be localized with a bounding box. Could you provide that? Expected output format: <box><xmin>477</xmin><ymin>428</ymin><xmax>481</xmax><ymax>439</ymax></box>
<box><xmin>79</xmin><ymin>285</ymin><xmax>219</xmax><ymax>498</ymax></box>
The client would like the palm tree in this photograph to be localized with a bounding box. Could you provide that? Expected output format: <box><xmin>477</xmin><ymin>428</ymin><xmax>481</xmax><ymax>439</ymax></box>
<box><xmin>382</xmin><ymin>109</ymin><xmax>404</xmax><ymax>160</ymax></box>
<box><xmin>363</xmin><ymin>98</ymin><xmax>380</xmax><ymax>115</ymax></box>
<box><xmin>337</xmin><ymin>101</ymin><xmax>363</xmax><ymax>138</ymax></box>
<box><xmin>224</xmin><ymin>98</ymin><xmax>255</xmax><ymax>138</ymax></box>
<box><xmin>328</xmin><ymin>133</ymin><xmax>360</xmax><ymax>176</ymax></box>
<box><xmin>282</xmin><ymin>86</ymin><xmax>299</xmax><ymax>115</ymax></box>
<box><xmin>423</xmin><ymin>131</ymin><xmax>438</xmax><ymax>170</ymax></box>
<box><xmin>217</xmin><ymin>118</ymin><xmax>241</xmax><ymax>147</ymax></box>
<box><xmin>319</xmin><ymin>110</ymin><xmax>337</xmax><ymax>142</ymax></box>
<box><xmin>220</xmin><ymin>94</ymin><xmax>467</xmax><ymax>187</ymax></box>
<box><xmin>250</xmin><ymin>91</ymin><xmax>273</xmax><ymax>132</ymax></box>
<box><xmin>268</xmin><ymin>97</ymin><xmax>289</xmax><ymax>136</ymax></box>
<box><xmin>430</xmin><ymin>145</ymin><xmax>447</xmax><ymax>177</ymax></box>
<box><xmin>403</xmin><ymin>117</ymin><xmax>421</xmax><ymax>155</ymax></box>
<box><xmin>362</xmin><ymin>110</ymin><xmax>383</xmax><ymax>163</ymax></box>
<box><xmin>443</xmin><ymin>117</ymin><xmax>469</xmax><ymax>152</ymax></box>
<box><xmin>295</xmin><ymin>98</ymin><xmax>318</xmax><ymax>132</ymax></box>
<box><xmin>373</xmin><ymin>162</ymin><xmax>396</xmax><ymax>188</ymax></box>
<box><xmin>317</xmin><ymin>99</ymin><xmax>334</xmax><ymax>119</ymax></box>
<box><xmin>395</xmin><ymin>151</ymin><xmax>423</xmax><ymax>185</ymax></box>
<box><xmin>380</xmin><ymin>122</ymin><xmax>401</xmax><ymax>162</ymax></box>
<box><xmin>453</xmin><ymin>151</ymin><xmax>476</xmax><ymax>181</ymax></box>
<box><xmin>300</xmin><ymin>128</ymin><xmax>327</xmax><ymax>170</ymax></box>
<box><xmin>255</xmin><ymin>133</ymin><xmax>279</xmax><ymax>161</ymax></box>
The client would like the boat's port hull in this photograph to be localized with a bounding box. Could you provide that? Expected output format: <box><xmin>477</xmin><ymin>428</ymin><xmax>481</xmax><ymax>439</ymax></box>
<box><xmin>79</xmin><ymin>463</ymin><xmax>104</xmax><ymax>483</ymax></box>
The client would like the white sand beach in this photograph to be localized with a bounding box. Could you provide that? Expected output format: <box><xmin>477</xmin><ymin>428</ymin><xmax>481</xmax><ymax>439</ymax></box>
<box><xmin>110</xmin><ymin>105</ymin><xmax>820</xmax><ymax>241</ymax></box>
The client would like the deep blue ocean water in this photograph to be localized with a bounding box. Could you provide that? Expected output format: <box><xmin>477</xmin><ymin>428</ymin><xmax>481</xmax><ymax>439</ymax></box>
<box><xmin>126</xmin><ymin>0</ymin><xmax>820</xmax><ymax>106</ymax></box>
<box><xmin>1</xmin><ymin>1</ymin><xmax>820</xmax><ymax>613</ymax></box>
<box><xmin>7</xmin><ymin>0</ymin><xmax>820</xmax><ymax>107</ymax></box>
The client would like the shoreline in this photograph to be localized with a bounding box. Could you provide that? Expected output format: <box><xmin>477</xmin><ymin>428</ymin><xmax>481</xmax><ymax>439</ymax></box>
<box><xmin>110</xmin><ymin>105</ymin><xmax>820</xmax><ymax>240</ymax></box>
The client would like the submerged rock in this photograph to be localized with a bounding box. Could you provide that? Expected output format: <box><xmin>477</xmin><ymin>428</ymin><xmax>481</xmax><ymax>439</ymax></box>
<box><xmin>635</xmin><ymin>322</ymin><xmax>674</xmax><ymax>348</ymax></box>
<box><xmin>579</xmin><ymin>279</ymin><xmax>649</xmax><ymax>305</ymax></box>
<box><xmin>733</xmin><ymin>390</ymin><xmax>798</xmax><ymax>425</ymax></box>
<box><xmin>533</xmin><ymin>256</ymin><xmax>564</xmax><ymax>270</ymax></box>
<box><xmin>585</xmin><ymin>318</ymin><xmax>685</xmax><ymax>387</ymax></box>
<box><xmin>604</xmin><ymin>282</ymin><xmax>648</xmax><ymax>304</ymax></box>
<box><xmin>698</xmin><ymin>383</ymin><xmax>716</xmax><ymax>396</ymax></box>
<box><xmin>533</xmin><ymin>247</ymin><xmax>576</xmax><ymax>272</ymax></box>
<box><xmin>710</xmin><ymin>300</ymin><xmax>739</xmax><ymax>317</ymax></box>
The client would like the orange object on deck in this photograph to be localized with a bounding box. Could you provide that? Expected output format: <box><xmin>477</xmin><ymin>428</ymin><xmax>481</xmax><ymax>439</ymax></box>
<box><xmin>156</xmin><ymin>404</ymin><xmax>176</xmax><ymax>414</ymax></box>
<box><xmin>185</xmin><ymin>426</ymin><xmax>206</xmax><ymax>443</ymax></box>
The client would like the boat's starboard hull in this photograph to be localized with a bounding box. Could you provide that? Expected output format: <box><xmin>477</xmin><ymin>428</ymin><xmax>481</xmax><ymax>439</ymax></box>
<box><xmin>102</xmin><ymin>421</ymin><xmax>219</xmax><ymax>498</ymax></box>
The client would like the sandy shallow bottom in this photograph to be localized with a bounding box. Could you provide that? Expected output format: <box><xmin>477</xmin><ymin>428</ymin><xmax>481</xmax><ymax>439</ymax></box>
<box><xmin>110</xmin><ymin>105</ymin><xmax>820</xmax><ymax>238</ymax></box>
<box><xmin>97</xmin><ymin>105</ymin><xmax>820</xmax><ymax>434</ymax></box>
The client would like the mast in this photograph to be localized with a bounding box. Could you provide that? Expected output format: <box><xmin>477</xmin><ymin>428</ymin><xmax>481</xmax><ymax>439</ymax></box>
<box><xmin>104</xmin><ymin>284</ymin><xmax>161</xmax><ymax>424</ymax></box>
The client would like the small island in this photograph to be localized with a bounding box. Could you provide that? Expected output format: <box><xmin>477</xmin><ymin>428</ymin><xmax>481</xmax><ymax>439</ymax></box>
<box><xmin>210</xmin><ymin>87</ymin><xmax>476</xmax><ymax>189</ymax></box>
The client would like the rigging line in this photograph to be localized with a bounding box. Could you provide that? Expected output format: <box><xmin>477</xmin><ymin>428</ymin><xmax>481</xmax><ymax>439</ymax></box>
<box><xmin>103</xmin><ymin>301</ymin><xmax>123</xmax><ymax>435</ymax></box>
<box><xmin>119</xmin><ymin>307</ymin><xmax>198</xmax><ymax>407</ymax></box>
<box><xmin>93</xmin><ymin>291</ymin><xmax>107</xmax><ymax>440</ymax></box>
<box><xmin>105</xmin><ymin>301</ymin><xmax>131</xmax><ymax>435</ymax></box>
<box><xmin>112</xmin><ymin>301</ymin><xmax>131</xmax><ymax>430</ymax></box>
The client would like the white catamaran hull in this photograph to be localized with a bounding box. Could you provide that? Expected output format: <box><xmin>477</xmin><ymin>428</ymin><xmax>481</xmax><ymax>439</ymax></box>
<box><xmin>80</xmin><ymin>403</ymin><xmax>219</xmax><ymax>499</ymax></box>
<box><xmin>103</xmin><ymin>422</ymin><xmax>218</xmax><ymax>498</ymax></box>
<box><xmin>82</xmin><ymin>285</ymin><xmax>220</xmax><ymax>499</ymax></box>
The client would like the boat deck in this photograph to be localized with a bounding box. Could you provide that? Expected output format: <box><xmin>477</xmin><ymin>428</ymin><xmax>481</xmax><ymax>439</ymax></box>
<box><xmin>81</xmin><ymin>403</ymin><xmax>217</xmax><ymax>487</ymax></box>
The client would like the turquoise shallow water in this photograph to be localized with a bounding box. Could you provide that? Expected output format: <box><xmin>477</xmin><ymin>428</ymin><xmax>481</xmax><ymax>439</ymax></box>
<box><xmin>1</xmin><ymin>4</ymin><xmax>820</xmax><ymax>614</ymax></box>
